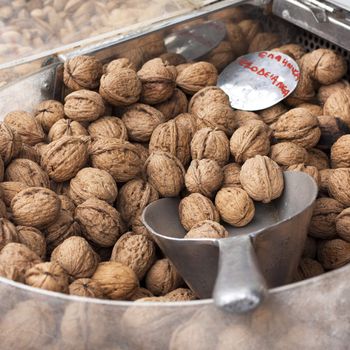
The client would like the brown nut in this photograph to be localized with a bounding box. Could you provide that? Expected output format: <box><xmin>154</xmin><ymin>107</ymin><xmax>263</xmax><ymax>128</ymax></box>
<box><xmin>25</xmin><ymin>261</ymin><xmax>69</xmax><ymax>293</ymax></box>
<box><xmin>17</xmin><ymin>226</ymin><xmax>46</xmax><ymax>259</ymax></box>
<box><xmin>160</xmin><ymin>53</ymin><xmax>187</xmax><ymax>66</ymax></box>
<box><xmin>64</xmin><ymin>55</ymin><xmax>103</xmax><ymax>90</ymax></box>
<box><xmin>164</xmin><ymin>288</ymin><xmax>197</xmax><ymax>302</ymax></box>
<box><xmin>145</xmin><ymin>258</ymin><xmax>183</xmax><ymax>296</ymax></box>
<box><xmin>59</xmin><ymin>195</ymin><xmax>75</xmax><ymax>216</ymax></box>
<box><xmin>48</xmin><ymin>119</ymin><xmax>88</xmax><ymax>142</ymax></box>
<box><xmin>129</xmin><ymin>287</ymin><xmax>154</xmax><ymax>301</ymax></box>
<box><xmin>4</xmin><ymin>110</ymin><xmax>45</xmax><ymax>145</ymax></box>
<box><xmin>238</xmin><ymin>19</ymin><xmax>262</xmax><ymax>43</ymax></box>
<box><xmin>16</xmin><ymin>144</ymin><xmax>40</xmax><ymax>163</ymax></box>
<box><xmin>287</xmin><ymin>163</ymin><xmax>320</xmax><ymax>187</ymax></box>
<box><xmin>0</xmin><ymin>123</ymin><xmax>22</xmax><ymax>164</ymax></box>
<box><xmin>317</xmin><ymin>238</ymin><xmax>350</xmax><ymax>270</ymax></box>
<box><xmin>225</xmin><ymin>23</ymin><xmax>247</xmax><ymax>57</ymax></box>
<box><xmin>204</xmin><ymin>41</ymin><xmax>235</xmax><ymax>72</ymax></box>
<box><xmin>11</xmin><ymin>187</ymin><xmax>61</xmax><ymax>228</ymax></box>
<box><xmin>331</xmin><ymin>135</ymin><xmax>350</xmax><ymax>168</ymax></box>
<box><xmin>319</xmin><ymin>168</ymin><xmax>333</xmax><ymax>194</ymax></box>
<box><xmin>88</xmin><ymin>116</ymin><xmax>128</xmax><ymax>141</ymax></box>
<box><xmin>105</xmin><ymin>58</ymin><xmax>137</xmax><ymax>73</ymax></box>
<box><xmin>121</xmin><ymin>103</ymin><xmax>166</xmax><ymax>142</ymax></box>
<box><xmin>328</xmin><ymin>168</ymin><xmax>350</xmax><ymax>206</ymax></box>
<box><xmin>90</xmin><ymin>138</ymin><xmax>142</xmax><ymax>182</ymax></box>
<box><xmin>336</xmin><ymin>208</ymin><xmax>350</xmax><ymax>242</ymax></box>
<box><xmin>144</xmin><ymin>151</ymin><xmax>185</xmax><ymax>197</ymax></box>
<box><xmin>306</xmin><ymin>148</ymin><xmax>329</xmax><ymax>170</ymax></box>
<box><xmin>248</xmin><ymin>32</ymin><xmax>280</xmax><ymax>52</ymax></box>
<box><xmin>69</xmin><ymin>278</ymin><xmax>104</xmax><ymax>298</ymax></box>
<box><xmin>185</xmin><ymin>220</ymin><xmax>228</xmax><ymax>239</ymax></box>
<box><xmin>272</xmin><ymin>44</ymin><xmax>306</xmax><ymax>60</ymax></box>
<box><xmin>222</xmin><ymin>163</ymin><xmax>241</xmax><ymax>188</ymax></box>
<box><xmin>185</xmin><ymin>159</ymin><xmax>223</xmax><ymax>198</ymax></box>
<box><xmin>111</xmin><ymin>232</ymin><xmax>156</xmax><ymax>279</ymax></box>
<box><xmin>174</xmin><ymin>113</ymin><xmax>198</xmax><ymax>139</ymax></box>
<box><xmin>0</xmin><ymin>218</ymin><xmax>18</xmax><ymax>250</ymax></box>
<box><xmin>232</xmin><ymin>111</ymin><xmax>261</xmax><ymax>128</ymax></box>
<box><xmin>297</xmin><ymin>103</ymin><xmax>322</xmax><ymax>117</ymax></box>
<box><xmin>215</xmin><ymin>187</ymin><xmax>255</xmax><ymax>227</ymax></box>
<box><xmin>191</xmin><ymin>127</ymin><xmax>230</xmax><ymax>166</ymax></box>
<box><xmin>51</xmin><ymin>236</ymin><xmax>99</xmax><ymax>279</ymax></box>
<box><xmin>92</xmin><ymin>261</ymin><xmax>139</xmax><ymax>299</ymax></box>
<box><xmin>69</xmin><ymin>167</ymin><xmax>118</xmax><ymax>205</ymax></box>
<box><xmin>154</xmin><ymin>88</ymin><xmax>188</xmax><ymax>121</ymax></box>
<box><xmin>34</xmin><ymin>100</ymin><xmax>65</xmax><ymax>132</ymax></box>
<box><xmin>258</xmin><ymin>103</ymin><xmax>287</xmax><ymax>125</ymax></box>
<box><xmin>0</xmin><ymin>181</ymin><xmax>29</xmax><ymax>207</ymax></box>
<box><xmin>317</xmin><ymin>80</ymin><xmax>350</xmax><ymax>105</ymax></box>
<box><xmin>270</xmin><ymin>142</ymin><xmax>308</xmax><ymax>166</ymax></box>
<box><xmin>323</xmin><ymin>91</ymin><xmax>350</xmax><ymax>127</ymax></box>
<box><xmin>75</xmin><ymin>197</ymin><xmax>124</xmax><ymax>247</ymax></box>
<box><xmin>179</xmin><ymin>193</ymin><xmax>220</xmax><ymax>231</ymax></box>
<box><xmin>294</xmin><ymin>258</ymin><xmax>324</xmax><ymax>281</ymax></box>
<box><xmin>64</xmin><ymin>90</ymin><xmax>105</xmax><ymax>122</ymax></box>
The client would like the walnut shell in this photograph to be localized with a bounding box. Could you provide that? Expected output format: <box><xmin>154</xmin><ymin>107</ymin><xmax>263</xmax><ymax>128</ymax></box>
<box><xmin>331</xmin><ymin>135</ymin><xmax>350</xmax><ymax>168</ymax></box>
<box><xmin>111</xmin><ymin>232</ymin><xmax>156</xmax><ymax>279</ymax></box>
<box><xmin>145</xmin><ymin>259</ymin><xmax>183</xmax><ymax>296</ymax></box>
<box><xmin>51</xmin><ymin>236</ymin><xmax>99</xmax><ymax>278</ymax></box>
<box><xmin>204</xmin><ymin>41</ymin><xmax>235</xmax><ymax>72</ymax></box>
<box><xmin>191</xmin><ymin>127</ymin><xmax>230</xmax><ymax>166</ymax></box>
<box><xmin>17</xmin><ymin>226</ymin><xmax>46</xmax><ymax>259</ymax></box>
<box><xmin>0</xmin><ymin>264</ymin><xmax>22</xmax><ymax>282</ymax></box>
<box><xmin>16</xmin><ymin>144</ymin><xmax>40</xmax><ymax>163</ymax></box>
<box><xmin>0</xmin><ymin>123</ymin><xmax>22</xmax><ymax>164</ymax></box>
<box><xmin>232</xmin><ymin>111</ymin><xmax>261</xmax><ymax>128</ymax></box>
<box><xmin>144</xmin><ymin>151</ymin><xmax>185</xmax><ymax>197</ymax></box>
<box><xmin>294</xmin><ymin>258</ymin><xmax>324</xmax><ymax>281</ymax></box>
<box><xmin>92</xmin><ymin>261</ymin><xmax>139</xmax><ymax>299</ymax></box>
<box><xmin>258</xmin><ymin>103</ymin><xmax>287</xmax><ymax>125</ymax></box>
<box><xmin>271</xmin><ymin>108</ymin><xmax>321</xmax><ymax>149</ymax></box>
<box><xmin>5</xmin><ymin>158</ymin><xmax>50</xmax><ymax>188</ymax></box>
<box><xmin>105</xmin><ymin>58</ymin><xmax>137</xmax><ymax>73</ymax></box>
<box><xmin>59</xmin><ymin>195</ymin><xmax>75</xmax><ymax>216</ymax></box>
<box><xmin>209</xmin><ymin>6</ymin><xmax>247</xmax><ymax>22</ymax></box>
<box><xmin>272</xmin><ymin>44</ymin><xmax>306</xmax><ymax>60</ymax></box>
<box><xmin>225</xmin><ymin>23</ymin><xmax>248</xmax><ymax>57</ymax></box>
<box><xmin>41</xmin><ymin>136</ymin><xmax>89</xmax><ymax>182</ymax></box>
<box><xmin>174</xmin><ymin>113</ymin><xmax>198</xmax><ymax>139</ymax></box>
<box><xmin>160</xmin><ymin>53</ymin><xmax>187</xmax><ymax>66</ymax></box>
<box><xmin>319</xmin><ymin>168</ymin><xmax>332</xmax><ymax>194</ymax></box>
<box><xmin>238</xmin><ymin>19</ymin><xmax>262</xmax><ymax>43</ymax></box>
<box><xmin>69</xmin><ymin>278</ymin><xmax>104</xmax><ymax>298</ymax></box>
<box><xmin>149</xmin><ymin>119</ymin><xmax>192</xmax><ymax>165</ymax></box>
<box><xmin>25</xmin><ymin>261</ymin><xmax>69</xmax><ymax>293</ymax></box>
<box><xmin>287</xmin><ymin>163</ymin><xmax>320</xmax><ymax>187</ymax></box>
<box><xmin>222</xmin><ymin>163</ymin><xmax>241</xmax><ymax>188</ymax></box>
<box><xmin>64</xmin><ymin>55</ymin><xmax>103</xmax><ymax>90</ymax></box>
<box><xmin>179</xmin><ymin>193</ymin><xmax>220</xmax><ymax>231</ymax></box>
<box><xmin>64</xmin><ymin>90</ymin><xmax>105</xmax><ymax>122</ymax></box>
<box><xmin>230</xmin><ymin>123</ymin><xmax>270</xmax><ymax>163</ymax></box>
<box><xmin>154</xmin><ymin>88</ymin><xmax>188</xmax><ymax>121</ymax></box>
<box><xmin>317</xmin><ymin>238</ymin><xmax>350</xmax><ymax>270</ymax></box>
<box><xmin>137</xmin><ymin>58</ymin><xmax>176</xmax><ymax>104</ymax></box>
<box><xmin>133</xmin><ymin>143</ymin><xmax>150</xmax><ymax>165</ymax></box>
<box><xmin>308</xmin><ymin>198</ymin><xmax>344</xmax><ymax>239</ymax></box>
<box><xmin>317</xmin><ymin>80</ymin><xmax>350</xmax><ymax>105</ymax></box>
<box><xmin>90</xmin><ymin>138</ymin><xmax>142</xmax><ymax>182</ymax></box>
<box><xmin>0</xmin><ymin>181</ymin><xmax>29</xmax><ymax>207</ymax></box>
<box><xmin>0</xmin><ymin>218</ymin><xmax>18</xmax><ymax>250</ymax></box>
<box><xmin>248</xmin><ymin>32</ymin><xmax>280</xmax><ymax>52</ymax></box>
<box><xmin>176</xmin><ymin>62</ymin><xmax>218</xmax><ymax>95</ymax></box>
<box><xmin>164</xmin><ymin>288</ymin><xmax>197</xmax><ymax>302</ymax></box>
<box><xmin>69</xmin><ymin>167</ymin><xmax>118</xmax><ymax>205</ymax></box>
<box><xmin>75</xmin><ymin>197</ymin><xmax>124</xmax><ymax>247</ymax></box>
<box><xmin>11</xmin><ymin>187</ymin><xmax>61</xmax><ymax>228</ymax></box>
<box><xmin>185</xmin><ymin>220</ymin><xmax>228</xmax><ymax>239</ymax></box>
<box><xmin>215</xmin><ymin>187</ymin><xmax>255</xmax><ymax>227</ymax></box>
<box><xmin>185</xmin><ymin>159</ymin><xmax>223</xmax><ymax>197</ymax></box>
<box><xmin>88</xmin><ymin>116</ymin><xmax>128</xmax><ymax>141</ymax></box>
<box><xmin>0</xmin><ymin>199</ymin><xmax>7</xmax><ymax>219</ymax></box>
<box><xmin>99</xmin><ymin>69</ymin><xmax>142</xmax><ymax>106</ymax></box>
<box><xmin>323</xmin><ymin>90</ymin><xmax>350</xmax><ymax>127</ymax></box>
<box><xmin>48</xmin><ymin>119</ymin><xmax>88</xmax><ymax>142</ymax></box>
<box><xmin>34</xmin><ymin>100</ymin><xmax>65</xmax><ymax>132</ymax></box>
<box><xmin>121</xmin><ymin>103</ymin><xmax>166</xmax><ymax>142</ymax></box>
<box><xmin>336</xmin><ymin>208</ymin><xmax>350</xmax><ymax>242</ymax></box>
<box><xmin>270</xmin><ymin>142</ymin><xmax>308</xmax><ymax>166</ymax></box>
<box><xmin>4</xmin><ymin>110</ymin><xmax>45</xmax><ymax>146</ymax></box>
<box><xmin>306</xmin><ymin>148</ymin><xmax>329</xmax><ymax>170</ymax></box>
<box><xmin>328</xmin><ymin>168</ymin><xmax>350</xmax><ymax>206</ymax></box>
<box><xmin>129</xmin><ymin>287</ymin><xmax>154</xmax><ymax>301</ymax></box>
<box><xmin>297</xmin><ymin>103</ymin><xmax>322</xmax><ymax>117</ymax></box>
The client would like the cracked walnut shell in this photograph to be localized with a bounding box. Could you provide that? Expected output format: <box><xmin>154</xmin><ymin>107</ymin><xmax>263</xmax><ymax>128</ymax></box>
<box><xmin>0</xmin><ymin>123</ymin><xmax>22</xmax><ymax>164</ymax></box>
<box><xmin>48</xmin><ymin>119</ymin><xmax>88</xmax><ymax>142</ymax></box>
<box><xmin>69</xmin><ymin>278</ymin><xmax>104</xmax><ymax>298</ymax></box>
<box><xmin>185</xmin><ymin>220</ymin><xmax>228</xmax><ymax>239</ymax></box>
<box><xmin>34</xmin><ymin>100</ymin><xmax>65</xmax><ymax>133</ymax></box>
<box><xmin>88</xmin><ymin>116</ymin><xmax>128</xmax><ymax>141</ymax></box>
<box><xmin>17</xmin><ymin>226</ymin><xmax>46</xmax><ymax>259</ymax></box>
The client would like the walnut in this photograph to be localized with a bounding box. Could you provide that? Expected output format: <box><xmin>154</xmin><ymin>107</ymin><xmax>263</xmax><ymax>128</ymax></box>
<box><xmin>174</xmin><ymin>113</ymin><xmax>198</xmax><ymax>139</ymax></box>
<box><xmin>308</xmin><ymin>198</ymin><xmax>344</xmax><ymax>239</ymax></box>
<box><xmin>88</xmin><ymin>116</ymin><xmax>128</xmax><ymax>140</ymax></box>
<box><xmin>75</xmin><ymin>197</ymin><xmax>124</xmax><ymax>247</ymax></box>
<box><xmin>105</xmin><ymin>58</ymin><xmax>137</xmax><ymax>73</ymax></box>
<box><xmin>238</xmin><ymin>19</ymin><xmax>262</xmax><ymax>43</ymax></box>
<box><xmin>271</xmin><ymin>108</ymin><xmax>321</xmax><ymax>149</ymax></box>
<box><xmin>16</xmin><ymin>144</ymin><xmax>40</xmax><ymax>163</ymax></box>
<box><xmin>129</xmin><ymin>287</ymin><xmax>154</xmax><ymax>301</ymax></box>
<box><xmin>59</xmin><ymin>195</ymin><xmax>75</xmax><ymax>216</ymax></box>
<box><xmin>25</xmin><ymin>261</ymin><xmax>69</xmax><ymax>293</ymax></box>
<box><xmin>0</xmin><ymin>199</ymin><xmax>7</xmax><ymax>218</ymax></box>
<box><xmin>328</xmin><ymin>168</ymin><xmax>350</xmax><ymax>206</ymax></box>
<box><xmin>149</xmin><ymin>119</ymin><xmax>192</xmax><ymax>165</ymax></box>
<box><xmin>90</xmin><ymin>138</ymin><xmax>142</xmax><ymax>182</ymax></box>
<box><xmin>99</xmin><ymin>68</ymin><xmax>142</xmax><ymax>106</ymax></box>
<box><xmin>296</xmin><ymin>104</ymin><xmax>322</xmax><ymax>118</ymax></box>
<box><xmin>0</xmin><ymin>218</ymin><xmax>18</xmax><ymax>250</ymax></box>
<box><xmin>336</xmin><ymin>208</ymin><xmax>350</xmax><ymax>242</ymax></box>
<box><xmin>179</xmin><ymin>193</ymin><xmax>220</xmax><ymax>231</ymax></box>
<box><xmin>5</xmin><ymin>158</ymin><xmax>50</xmax><ymax>188</ymax></box>
<box><xmin>176</xmin><ymin>62</ymin><xmax>218</xmax><ymax>95</ymax></box>
<box><xmin>63</xmin><ymin>55</ymin><xmax>103</xmax><ymax>90</ymax></box>
<box><xmin>51</xmin><ymin>236</ymin><xmax>99</xmax><ymax>278</ymax></box>
<box><xmin>137</xmin><ymin>58</ymin><xmax>176</xmax><ymax>104</ymax></box>
<box><xmin>0</xmin><ymin>243</ymin><xmax>41</xmax><ymax>279</ymax></box>
<box><xmin>117</xmin><ymin>178</ymin><xmax>159</xmax><ymax>226</ymax></box>
<box><xmin>306</xmin><ymin>148</ymin><xmax>329</xmax><ymax>170</ymax></box>
<box><xmin>160</xmin><ymin>53</ymin><xmax>187</xmax><ymax>66</ymax></box>
<box><xmin>191</xmin><ymin>127</ymin><xmax>230</xmax><ymax>166</ymax></box>
<box><xmin>331</xmin><ymin>135</ymin><xmax>350</xmax><ymax>168</ymax></box>
<box><xmin>319</xmin><ymin>168</ymin><xmax>332</xmax><ymax>194</ymax></box>
<box><xmin>11</xmin><ymin>187</ymin><xmax>61</xmax><ymax>228</ymax></box>
<box><xmin>258</xmin><ymin>103</ymin><xmax>287</xmax><ymax>125</ymax></box>
<box><xmin>185</xmin><ymin>159</ymin><xmax>223</xmax><ymax>197</ymax></box>
<box><xmin>272</xmin><ymin>44</ymin><xmax>306</xmax><ymax>60</ymax></box>
<box><xmin>44</xmin><ymin>211</ymin><xmax>81</xmax><ymax>253</ymax></box>
<box><xmin>140</xmin><ymin>34</ymin><xmax>166</xmax><ymax>61</ymax></box>
<box><xmin>302</xmin><ymin>236</ymin><xmax>317</xmax><ymax>259</ymax></box>
<box><xmin>248</xmin><ymin>32</ymin><xmax>280</xmax><ymax>52</ymax></box>
<box><xmin>287</xmin><ymin>163</ymin><xmax>320</xmax><ymax>187</ymax></box>
<box><xmin>209</xmin><ymin>6</ymin><xmax>247</xmax><ymax>22</ymax></box>
<box><xmin>48</xmin><ymin>119</ymin><xmax>88</xmax><ymax>142</ymax></box>
<box><xmin>294</xmin><ymin>258</ymin><xmax>324</xmax><ymax>281</ymax></box>
<box><xmin>111</xmin><ymin>232</ymin><xmax>156</xmax><ymax>279</ymax></box>
<box><xmin>0</xmin><ymin>264</ymin><xmax>22</xmax><ymax>282</ymax></box>
<box><xmin>145</xmin><ymin>258</ymin><xmax>183</xmax><ymax>296</ymax></box>
<box><xmin>317</xmin><ymin>80</ymin><xmax>350</xmax><ymax>105</ymax></box>
<box><xmin>64</xmin><ymin>90</ymin><xmax>105</xmax><ymax>122</ymax></box>
<box><xmin>50</xmin><ymin>181</ymin><xmax>70</xmax><ymax>196</ymax></box>
<box><xmin>0</xmin><ymin>181</ymin><xmax>28</xmax><ymax>207</ymax></box>
<box><xmin>34</xmin><ymin>100</ymin><xmax>65</xmax><ymax>132</ymax></box>
<box><xmin>0</xmin><ymin>123</ymin><xmax>22</xmax><ymax>164</ymax></box>
<box><xmin>317</xmin><ymin>238</ymin><xmax>350</xmax><ymax>270</ymax></box>
<box><xmin>144</xmin><ymin>151</ymin><xmax>185</xmax><ymax>197</ymax></box>
<box><xmin>4</xmin><ymin>110</ymin><xmax>45</xmax><ymax>145</ymax></box>
<box><xmin>232</xmin><ymin>111</ymin><xmax>260</xmax><ymax>128</ymax></box>
<box><xmin>176</xmin><ymin>63</ymin><xmax>192</xmax><ymax>75</ymax></box>
<box><xmin>91</xmin><ymin>261</ymin><xmax>139</xmax><ymax>299</ymax></box>
<box><xmin>222</xmin><ymin>163</ymin><xmax>241</xmax><ymax>188</ymax></box>
<box><xmin>17</xmin><ymin>226</ymin><xmax>46</xmax><ymax>259</ymax></box>
<box><xmin>69</xmin><ymin>167</ymin><xmax>118</xmax><ymax>205</ymax></box>
<box><xmin>205</xmin><ymin>41</ymin><xmax>235</xmax><ymax>72</ymax></box>
<box><xmin>185</xmin><ymin>220</ymin><xmax>228</xmax><ymax>239</ymax></box>
<box><xmin>225</xmin><ymin>23</ymin><xmax>247</xmax><ymax>57</ymax></box>
<box><xmin>230</xmin><ymin>123</ymin><xmax>270</xmax><ymax>163</ymax></box>
<box><xmin>121</xmin><ymin>103</ymin><xmax>166</xmax><ymax>142</ymax></box>
<box><xmin>133</xmin><ymin>143</ymin><xmax>149</xmax><ymax>165</ymax></box>
<box><xmin>323</xmin><ymin>90</ymin><xmax>350</xmax><ymax>127</ymax></box>
<box><xmin>270</xmin><ymin>142</ymin><xmax>308</xmax><ymax>166</ymax></box>
<box><xmin>68</xmin><ymin>278</ymin><xmax>104</xmax><ymax>298</ymax></box>
<box><xmin>164</xmin><ymin>288</ymin><xmax>197</xmax><ymax>302</ymax></box>
<box><xmin>154</xmin><ymin>88</ymin><xmax>188</xmax><ymax>121</ymax></box>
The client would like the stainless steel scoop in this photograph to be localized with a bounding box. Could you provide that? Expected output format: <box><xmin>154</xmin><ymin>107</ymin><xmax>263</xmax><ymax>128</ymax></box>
<box><xmin>142</xmin><ymin>172</ymin><xmax>318</xmax><ymax>313</ymax></box>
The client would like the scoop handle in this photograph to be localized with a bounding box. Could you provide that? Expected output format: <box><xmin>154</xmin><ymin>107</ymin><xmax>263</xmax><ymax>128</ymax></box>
<box><xmin>213</xmin><ymin>235</ymin><xmax>267</xmax><ymax>313</ymax></box>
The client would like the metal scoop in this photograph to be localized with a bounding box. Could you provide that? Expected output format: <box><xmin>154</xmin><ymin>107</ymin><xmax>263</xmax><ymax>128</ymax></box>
<box><xmin>142</xmin><ymin>172</ymin><xmax>317</xmax><ymax>313</ymax></box>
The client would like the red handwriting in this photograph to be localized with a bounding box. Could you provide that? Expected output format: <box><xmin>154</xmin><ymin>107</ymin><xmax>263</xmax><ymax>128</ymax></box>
<box><xmin>238</xmin><ymin>58</ymin><xmax>292</xmax><ymax>97</ymax></box>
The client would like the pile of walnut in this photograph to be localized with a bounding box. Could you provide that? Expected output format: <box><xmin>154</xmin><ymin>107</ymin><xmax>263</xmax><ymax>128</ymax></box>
<box><xmin>0</xmin><ymin>16</ymin><xmax>349</xmax><ymax>302</ymax></box>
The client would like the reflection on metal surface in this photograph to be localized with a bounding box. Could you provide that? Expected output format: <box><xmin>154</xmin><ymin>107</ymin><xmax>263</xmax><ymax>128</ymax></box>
<box><xmin>218</xmin><ymin>51</ymin><xmax>300</xmax><ymax>110</ymax></box>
